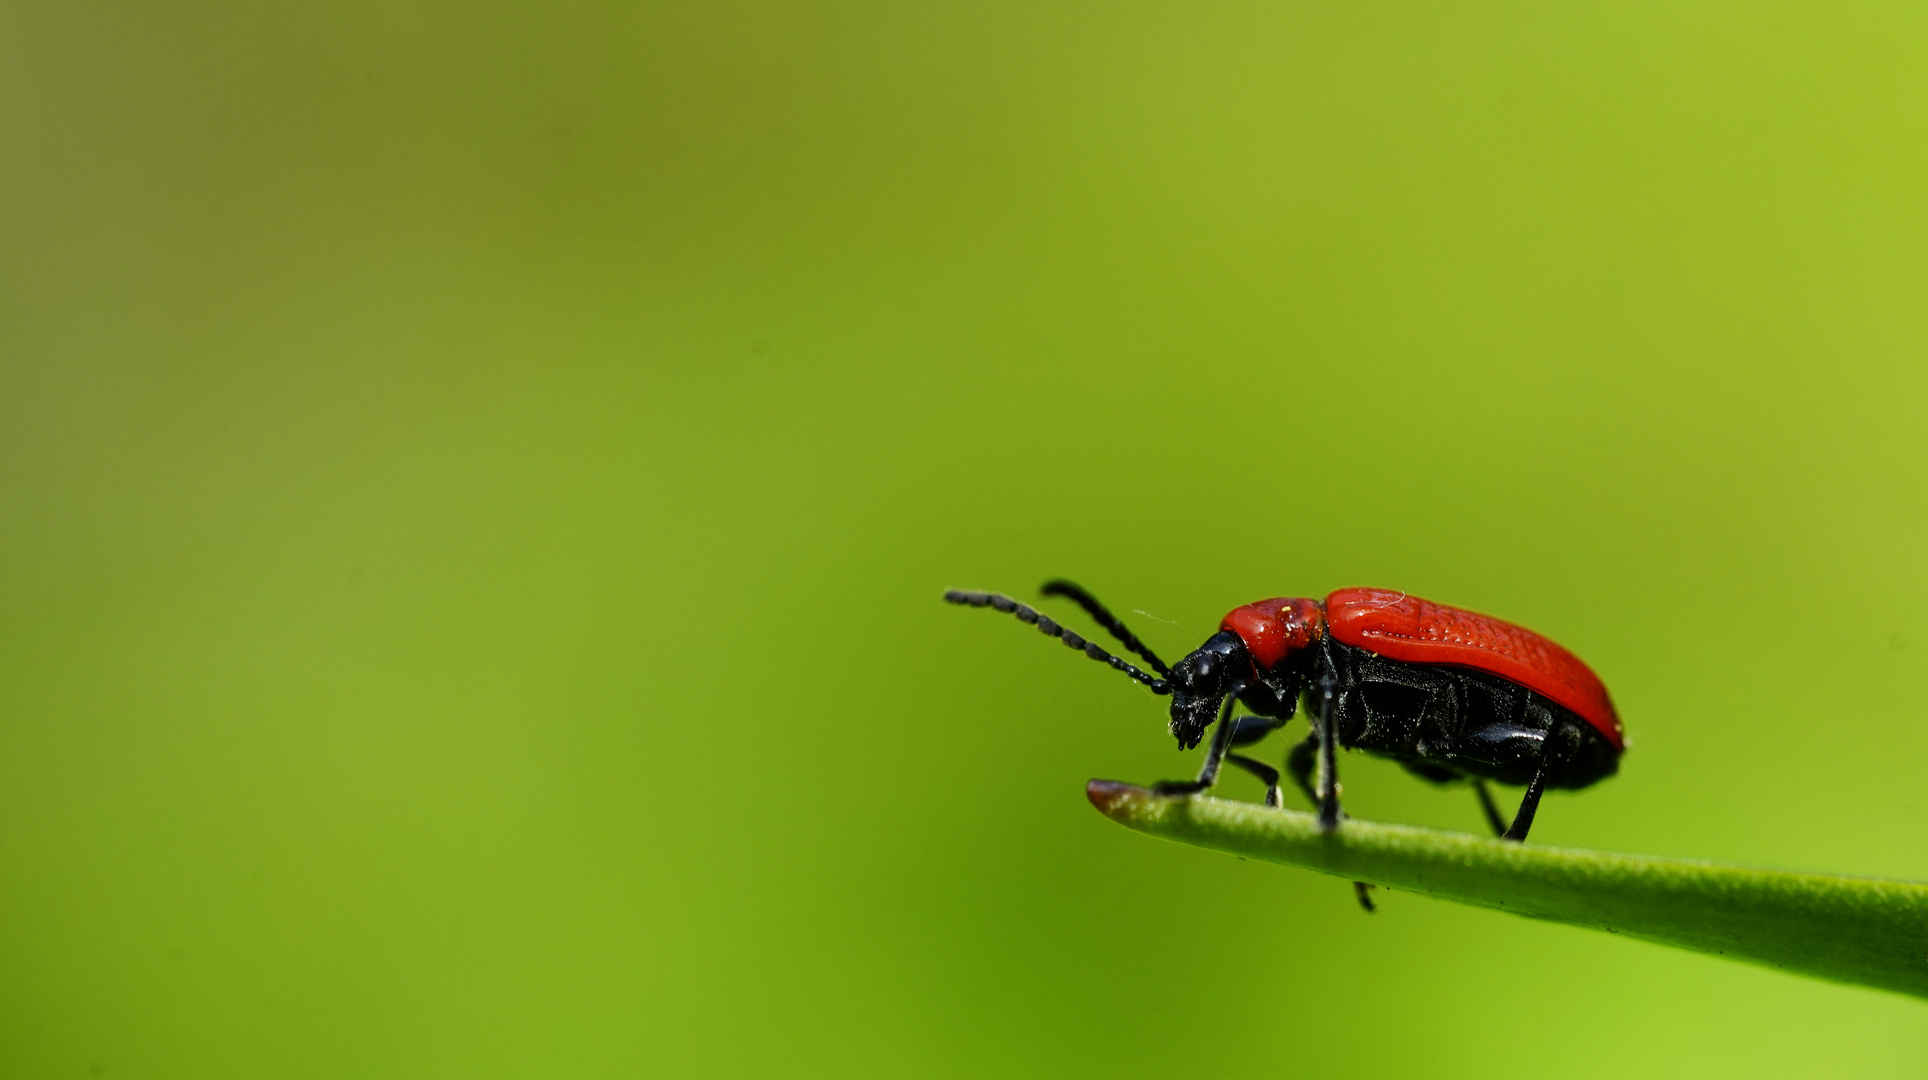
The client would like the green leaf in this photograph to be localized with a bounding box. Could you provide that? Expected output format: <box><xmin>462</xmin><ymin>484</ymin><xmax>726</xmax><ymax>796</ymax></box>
<box><xmin>1087</xmin><ymin>781</ymin><xmax>1928</xmax><ymax>998</ymax></box>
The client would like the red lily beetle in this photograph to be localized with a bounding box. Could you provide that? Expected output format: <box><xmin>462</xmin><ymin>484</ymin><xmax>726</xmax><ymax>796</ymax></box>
<box><xmin>946</xmin><ymin>582</ymin><xmax>1623</xmax><ymax>908</ymax></box>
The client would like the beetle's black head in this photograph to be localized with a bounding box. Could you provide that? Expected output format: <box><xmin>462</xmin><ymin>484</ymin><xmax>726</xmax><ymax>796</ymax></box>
<box><xmin>1165</xmin><ymin>629</ymin><xmax>1249</xmax><ymax>749</ymax></box>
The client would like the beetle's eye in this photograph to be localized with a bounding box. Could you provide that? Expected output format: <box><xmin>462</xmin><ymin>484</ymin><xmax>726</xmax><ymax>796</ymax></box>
<box><xmin>1191</xmin><ymin>654</ymin><xmax>1216</xmax><ymax>682</ymax></box>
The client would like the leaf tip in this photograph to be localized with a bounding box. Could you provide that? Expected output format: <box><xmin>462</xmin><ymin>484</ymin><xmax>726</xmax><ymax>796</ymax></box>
<box><xmin>1086</xmin><ymin>779</ymin><xmax>1150</xmax><ymax>820</ymax></box>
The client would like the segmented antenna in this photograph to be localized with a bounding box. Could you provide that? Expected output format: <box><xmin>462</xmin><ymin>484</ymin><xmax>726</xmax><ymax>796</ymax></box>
<box><xmin>944</xmin><ymin>589</ymin><xmax>1171</xmax><ymax>694</ymax></box>
<box><xmin>1039</xmin><ymin>579</ymin><xmax>1170</xmax><ymax>675</ymax></box>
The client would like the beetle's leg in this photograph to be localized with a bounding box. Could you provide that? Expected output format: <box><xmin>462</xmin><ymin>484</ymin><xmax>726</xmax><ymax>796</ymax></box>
<box><xmin>1153</xmin><ymin>693</ymin><xmax>1241</xmax><ymax>796</ymax></box>
<box><xmin>1226</xmin><ymin>754</ymin><xmax>1281</xmax><ymax>807</ymax></box>
<box><xmin>1478</xmin><ymin>690</ymin><xmax>1537</xmax><ymax>836</ymax></box>
<box><xmin>1311</xmin><ymin>675</ymin><xmax>1372</xmax><ymax>902</ymax></box>
<box><xmin>1472</xmin><ymin>780</ymin><xmax>1508</xmax><ymax>837</ymax></box>
<box><xmin>1501</xmin><ymin>762</ymin><xmax>1550</xmax><ymax>841</ymax></box>
<box><xmin>1498</xmin><ymin>689</ymin><xmax>1544</xmax><ymax>839</ymax></box>
<box><xmin>1315</xmin><ymin>672</ymin><xmax>1341</xmax><ymax>830</ymax></box>
<box><xmin>1286</xmin><ymin>736</ymin><xmax>1320</xmax><ymax>807</ymax></box>
<box><xmin>1285</xmin><ymin>730</ymin><xmax>1375</xmax><ymax>909</ymax></box>
<box><xmin>1230</xmin><ymin>713</ymin><xmax>1282</xmax><ymax>745</ymax></box>
<box><xmin>1503</xmin><ymin>718</ymin><xmax>1580</xmax><ymax>841</ymax></box>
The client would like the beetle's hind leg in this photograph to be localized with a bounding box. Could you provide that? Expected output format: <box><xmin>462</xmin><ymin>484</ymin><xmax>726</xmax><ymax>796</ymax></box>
<box><xmin>1404</xmin><ymin>759</ymin><xmax>1509</xmax><ymax>838</ymax></box>
<box><xmin>1472</xmin><ymin>780</ymin><xmax>1508</xmax><ymax>837</ymax></box>
<box><xmin>1502</xmin><ymin>718</ymin><xmax>1583</xmax><ymax>842</ymax></box>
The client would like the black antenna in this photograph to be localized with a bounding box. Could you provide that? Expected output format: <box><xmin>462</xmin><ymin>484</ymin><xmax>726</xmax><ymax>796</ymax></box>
<box><xmin>1039</xmin><ymin>579</ymin><xmax>1170</xmax><ymax>675</ymax></box>
<box><xmin>944</xmin><ymin>589</ymin><xmax>1171</xmax><ymax>694</ymax></box>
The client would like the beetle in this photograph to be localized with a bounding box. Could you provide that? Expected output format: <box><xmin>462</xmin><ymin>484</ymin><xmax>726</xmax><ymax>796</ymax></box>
<box><xmin>945</xmin><ymin>581</ymin><xmax>1623</xmax><ymax>908</ymax></box>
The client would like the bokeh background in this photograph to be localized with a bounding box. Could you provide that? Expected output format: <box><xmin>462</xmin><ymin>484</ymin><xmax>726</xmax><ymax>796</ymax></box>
<box><xmin>6</xmin><ymin>1</ymin><xmax>1928</xmax><ymax>1075</ymax></box>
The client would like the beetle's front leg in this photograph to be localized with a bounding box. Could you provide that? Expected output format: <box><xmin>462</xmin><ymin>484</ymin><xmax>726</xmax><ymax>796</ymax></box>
<box><xmin>1154</xmin><ymin>694</ymin><xmax>1240</xmax><ymax>796</ymax></box>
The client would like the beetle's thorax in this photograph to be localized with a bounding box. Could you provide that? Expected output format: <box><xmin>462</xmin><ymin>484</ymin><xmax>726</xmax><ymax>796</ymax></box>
<box><xmin>1164</xmin><ymin>600</ymin><xmax>1326</xmax><ymax>749</ymax></box>
<box><xmin>1220</xmin><ymin>597</ymin><xmax>1326</xmax><ymax>675</ymax></box>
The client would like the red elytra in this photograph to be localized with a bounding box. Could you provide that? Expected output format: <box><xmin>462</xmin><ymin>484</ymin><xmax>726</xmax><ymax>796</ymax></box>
<box><xmin>1222</xmin><ymin>588</ymin><xmax>1623</xmax><ymax>751</ymax></box>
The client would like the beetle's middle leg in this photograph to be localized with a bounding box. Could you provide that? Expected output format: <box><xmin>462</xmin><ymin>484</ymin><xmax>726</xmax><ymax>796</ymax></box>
<box><xmin>1309</xmin><ymin>673</ymin><xmax>1374</xmax><ymax>910</ymax></box>
<box><xmin>1286</xmin><ymin>736</ymin><xmax>1319</xmax><ymax>807</ymax></box>
<box><xmin>1314</xmin><ymin>671</ymin><xmax>1341</xmax><ymax>830</ymax></box>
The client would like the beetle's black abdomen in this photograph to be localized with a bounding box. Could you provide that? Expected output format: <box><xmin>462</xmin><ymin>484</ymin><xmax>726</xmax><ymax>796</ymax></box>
<box><xmin>1323</xmin><ymin>641</ymin><xmax>1619</xmax><ymax>790</ymax></box>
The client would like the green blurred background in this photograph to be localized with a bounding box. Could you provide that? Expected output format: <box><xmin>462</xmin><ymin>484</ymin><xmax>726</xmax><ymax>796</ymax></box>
<box><xmin>5</xmin><ymin>0</ymin><xmax>1928</xmax><ymax>1075</ymax></box>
